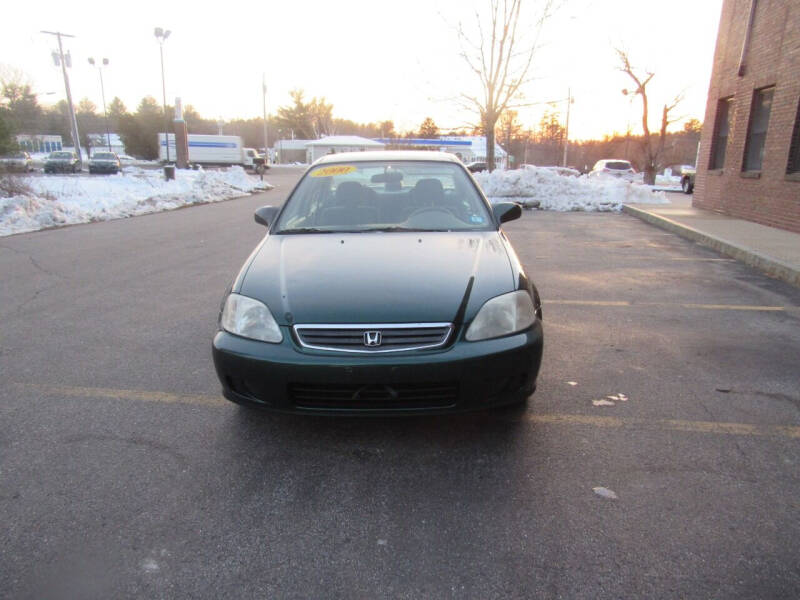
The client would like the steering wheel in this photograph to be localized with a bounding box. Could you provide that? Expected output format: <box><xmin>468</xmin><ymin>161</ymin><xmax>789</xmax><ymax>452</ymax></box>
<box><xmin>407</xmin><ymin>206</ymin><xmax>457</xmax><ymax>220</ymax></box>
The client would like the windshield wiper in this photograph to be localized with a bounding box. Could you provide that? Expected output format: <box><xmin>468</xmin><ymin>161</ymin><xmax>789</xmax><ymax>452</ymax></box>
<box><xmin>277</xmin><ymin>227</ymin><xmax>336</xmax><ymax>234</ymax></box>
<box><xmin>365</xmin><ymin>226</ymin><xmax>428</xmax><ymax>232</ymax></box>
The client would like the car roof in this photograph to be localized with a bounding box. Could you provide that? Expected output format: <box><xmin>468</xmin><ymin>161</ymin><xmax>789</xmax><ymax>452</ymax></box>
<box><xmin>313</xmin><ymin>150</ymin><xmax>463</xmax><ymax>166</ymax></box>
<box><xmin>596</xmin><ymin>159</ymin><xmax>631</xmax><ymax>165</ymax></box>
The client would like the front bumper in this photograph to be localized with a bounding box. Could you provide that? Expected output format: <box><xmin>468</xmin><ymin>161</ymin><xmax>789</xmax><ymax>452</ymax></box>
<box><xmin>212</xmin><ymin>322</ymin><xmax>543</xmax><ymax>415</ymax></box>
<box><xmin>89</xmin><ymin>163</ymin><xmax>119</xmax><ymax>172</ymax></box>
<box><xmin>44</xmin><ymin>163</ymin><xmax>77</xmax><ymax>172</ymax></box>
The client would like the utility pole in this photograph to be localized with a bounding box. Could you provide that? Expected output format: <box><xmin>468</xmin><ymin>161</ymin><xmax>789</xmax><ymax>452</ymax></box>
<box><xmin>562</xmin><ymin>88</ymin><xmax>572</xmax><ymax>168</ymax></box>
<box><xmin>262</xmin><ymin>74</ymin><xmax>269</xmax><ymax>168</ymax></box>
<box><xmin>88</xmin><ymin>57</ymin><xmax>111</xmax><ymax>151</ymax></box>
<box><xmin>42</xmin><ymin>30</ymin><xmax>82</xmax><ymax>167</ymax></box>
<box><xmin>154</xmin><ymin>28</ymin><xmax>171</xmax><ymax>165</ymax></box>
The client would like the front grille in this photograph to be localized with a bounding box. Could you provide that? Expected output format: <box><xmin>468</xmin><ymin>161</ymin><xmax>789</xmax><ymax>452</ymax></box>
<box><xmin>289</xmin><ymin>382</ymin><xmax>458</xmax><ymax>410</ymax></box>
<box><xmin>293</xmin><ymin>323</ymin><xmax>452</xmax><ymax>353</ymax></box>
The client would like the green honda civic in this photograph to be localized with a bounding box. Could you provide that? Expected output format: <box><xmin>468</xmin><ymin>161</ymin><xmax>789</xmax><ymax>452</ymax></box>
<box><xmin>212</xmin><ymin>151</ymin><xmax>543</xmax><ymax>414</ymax></box>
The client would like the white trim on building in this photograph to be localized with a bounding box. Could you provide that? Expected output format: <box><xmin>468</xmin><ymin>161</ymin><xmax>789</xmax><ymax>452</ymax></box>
<box><xmin>305</xmin><ymin>136</ymin><xmax>385</xmax><ymax>163</ymax></box>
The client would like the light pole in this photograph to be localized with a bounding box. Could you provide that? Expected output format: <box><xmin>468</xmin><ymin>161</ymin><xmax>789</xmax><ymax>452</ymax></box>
<box><xmin>262</xmin><ymin>74</ymin><xmax>269</xmax><ymax>168</ymax></box>
<box><xmin>154</xmin><ymin>27</ymin><xmax>171</xmax><ymax>164</ymax></box>
<box><xmin>88</xmin><ymin>57</ymin><xmax>111</xmax><ymax>152</ymax></box>
<box><xmin>562</xmin><ymin>88</ymin><xmax>573</xmax><ymax>168</ymax></box>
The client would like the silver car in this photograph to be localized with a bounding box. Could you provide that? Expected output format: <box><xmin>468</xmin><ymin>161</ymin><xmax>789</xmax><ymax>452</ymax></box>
<box><xmin>588</xmin><ymin>159</ymin><xmax>637</xmax><ymax>181</ymax></box>
<box><xmin>0</xmin><ymin>151</ymin><xmax>33</xmax><ymax>173</ymax></box>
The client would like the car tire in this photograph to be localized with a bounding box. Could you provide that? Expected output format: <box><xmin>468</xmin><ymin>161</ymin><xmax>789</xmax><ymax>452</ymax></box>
<box><xmin>681</xmin><ymin>177</ymin><xmax>693</xmax><ymax>194</ymax></box>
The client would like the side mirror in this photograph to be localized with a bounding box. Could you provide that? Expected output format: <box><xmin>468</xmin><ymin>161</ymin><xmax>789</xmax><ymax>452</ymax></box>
<box><xmin>254</xmin><ymin>205</ymin><xmax>279</xmax><ymax>227</ymax></box>
<box><xmin>492</xmin><ymin>202</ymin><xmax>522</xmax><ymax>224</ymax></box>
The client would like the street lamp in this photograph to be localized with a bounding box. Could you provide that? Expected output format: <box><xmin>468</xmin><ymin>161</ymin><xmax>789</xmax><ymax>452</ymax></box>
<box><xmin>154</xmin><ymin>27</ymin><xmax>172</xmax><ymax>166</ymax></box>
<box><xmin>88</xmin><ymin>57</ymin><xmax>111</xmax><ymax>152</ymax></box>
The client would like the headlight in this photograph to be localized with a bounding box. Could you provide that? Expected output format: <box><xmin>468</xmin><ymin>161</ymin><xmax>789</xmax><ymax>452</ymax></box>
<box><xmin>465</xmin><ymin>290</ymin><xmax>536</xmax><ymax>341</ymax></box>
<box><xmin>220</xmin><ymin>293</ymin><xmax>283</xmax><ymax>343</ymax></box>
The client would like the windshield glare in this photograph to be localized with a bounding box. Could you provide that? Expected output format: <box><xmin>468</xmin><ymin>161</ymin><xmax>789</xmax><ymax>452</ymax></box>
<box><xmin>275</xmin><ymin>161</ymin><xmax>493</xmax><ymax>233</ymax></box>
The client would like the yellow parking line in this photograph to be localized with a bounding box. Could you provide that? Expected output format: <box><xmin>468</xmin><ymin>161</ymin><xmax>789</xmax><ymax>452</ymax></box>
<box><xmin>524</xmin><ymin>413</ymin><xmax>800</xmax><ymax>438</ymax></box>
<box><xmin>17</xmin><ymin>383</ymin><xmax>221</xmax><ymax>407</ymax></box>
<box><xmin>546</xmin><ymin>300</ymin><xmax>792</xmax><ymax>312</ymax></box>
<box><xmin>679</xmin><ymin>303</ymin><xmax>785</xmax><ymax>311</ymax></box>
<box><xmin>548</xmin><ymin>300</ymin><xmax>631</xmax><ymax>307</ymax></box>
<box><xmin>15</xmin><ymin>383</ymin><xmax>800</xmax><ymax>440</ymax></box>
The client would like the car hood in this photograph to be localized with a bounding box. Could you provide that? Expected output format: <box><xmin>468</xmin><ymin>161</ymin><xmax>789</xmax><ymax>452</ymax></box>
<box><xmin>239</xmin><ymin>231</ymin><xmax>515</xmax><ymax>325</ymax></box>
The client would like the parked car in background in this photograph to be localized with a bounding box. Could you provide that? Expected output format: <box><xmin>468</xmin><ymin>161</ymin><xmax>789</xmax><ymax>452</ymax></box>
<box><xmin>466</xmin><ymin>161</ymin><xmax>487</xmax><ymax>173</ymax></box>
<box><xmin>43</xmin><ymin>151</ymin><xmax>80</xmax><ymax>174</ymax></box>
<box><xmin>213</xmin><ymin>151</ymin><xmax>544</xmax><ymax>415</ymax></box>
<box><xmin>680</xmin><ymin>166</ymin><xmax>696</xmax><ymax>194</ymax></box>
<box><xmin>88</xmin><ymin>151</ymin><xmax>121</xmax><ymax>174</ymax></box>
<box><xmin>588</xmin><ymin>159</ymin><xmax>637</xmax><ymax>181</ymax></box>
<box><xmin>0</xmin><ymin>151</ymin><xmax>34</xmax><ymax>172</ymax></box>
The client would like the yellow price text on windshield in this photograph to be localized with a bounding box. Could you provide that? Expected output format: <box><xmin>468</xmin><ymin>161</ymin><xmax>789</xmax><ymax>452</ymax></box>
<box><xmin>310</xmin><ymin>165</ymin><xmax>357</xmax><ymax>177</ymax></box>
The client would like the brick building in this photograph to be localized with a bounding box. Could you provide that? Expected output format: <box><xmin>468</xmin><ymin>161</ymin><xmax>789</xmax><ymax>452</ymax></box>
<box><xmin>694</xmin><ymin>0</ymin><xmax>800</xmax><ymax>233</ymax></box>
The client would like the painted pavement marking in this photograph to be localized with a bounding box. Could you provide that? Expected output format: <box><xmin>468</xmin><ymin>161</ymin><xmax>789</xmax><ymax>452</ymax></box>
<box><xmin>15</xmin><ymin>383</ymin><xmax>800</xmax><ymax>440</ymax></box>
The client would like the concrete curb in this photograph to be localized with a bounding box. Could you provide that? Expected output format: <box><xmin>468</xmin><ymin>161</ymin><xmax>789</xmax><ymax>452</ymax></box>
<box><xmin>622</xmin><ymin>204</ymin><xmax>800</xmax><ymax>288</ymax></box>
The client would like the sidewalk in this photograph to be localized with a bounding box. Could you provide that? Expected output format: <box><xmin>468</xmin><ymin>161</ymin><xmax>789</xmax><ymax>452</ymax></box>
<box><xmin>623</xmin><ymin>194</ymin><xmax>800</xmax><ymax>287</ymax></box>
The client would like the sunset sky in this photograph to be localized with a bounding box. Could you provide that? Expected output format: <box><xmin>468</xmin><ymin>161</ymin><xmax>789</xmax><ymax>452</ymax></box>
<box><xmin>3</xmin><ymin>0</ymin><xmax>724</xmax><ymax>141</ymax></box>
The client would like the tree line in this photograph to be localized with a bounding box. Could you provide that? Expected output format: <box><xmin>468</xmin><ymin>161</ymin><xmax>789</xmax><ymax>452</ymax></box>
<box><xmin>2</xmin><ymin>68</ymin><xmax>700</xmax><ymax>171</ymax></box>
<box><xmin>0</xmin><ymin>76</ymin><xmax>405</xmax><ymax>159</ymax></box>
<box><xmin>496</xmin><ymin>109</ymin><xmax>702</xmax><ymax>173</ymax></box>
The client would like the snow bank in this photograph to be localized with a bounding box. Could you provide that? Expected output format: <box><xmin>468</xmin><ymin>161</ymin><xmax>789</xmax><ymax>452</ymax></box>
<box><xmin>0</xmin><ymin>166</ymin><xmax>272</xmax><ymax>237</ymax></box>
<box><xmin>474</xmin><ymin>166</ymin><xmax>669</xmax><ymax>211</ymax></box>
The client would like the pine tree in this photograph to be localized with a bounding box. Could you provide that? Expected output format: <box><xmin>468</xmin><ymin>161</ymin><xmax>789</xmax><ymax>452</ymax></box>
<box><xmin>418</xmin><ymin>117</ymin><xmax>439</xmax><ymax>138</ymax></box>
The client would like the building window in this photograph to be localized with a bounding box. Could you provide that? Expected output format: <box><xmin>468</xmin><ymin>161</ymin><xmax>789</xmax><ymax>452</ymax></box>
<box><xmin>787</xmin><ymin>99</ymin><xmax>800</xmax><ymax>174</ymax></box>
<box><xmin>709</xmin><ymin>97</ymin><xmax>733</xmax><ymax>170</ymax></box>
<box><xmin>742</xmin><ymin>86</ymin><xmax>774</xmax><ymax>172</ymax></box>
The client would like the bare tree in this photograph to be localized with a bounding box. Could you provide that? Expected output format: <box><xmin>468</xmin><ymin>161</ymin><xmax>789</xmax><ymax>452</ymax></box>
<box><xmin>457</xmin><ymin>0</ymin><xmax>556</xmax><ymax>170</ymax></box>
<box><xmin>617</xmin><ymin>49</ymin><xmax>683</xmax><ymax>185</ymax></box>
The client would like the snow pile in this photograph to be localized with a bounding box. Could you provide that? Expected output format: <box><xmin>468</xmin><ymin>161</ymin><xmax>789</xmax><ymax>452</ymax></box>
<box><xmin>0</xmin><ymin>166</ymin><xmax>272</xmax><ymax>237</ymax></box>
<box><xmin>474</xmin><ymin>166</ymin><xmax>669</xmax><ymax>211</ymax></box>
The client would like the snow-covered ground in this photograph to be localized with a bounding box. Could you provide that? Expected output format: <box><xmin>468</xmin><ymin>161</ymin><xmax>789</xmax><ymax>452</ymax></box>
<box><xmin>0</xmin><ymin>166</ymin><xmax>272</xmax><ymax>237</ymax></box>
<box><xmin>474</xmin><ymin>166</ymin><xmax>670</xmax><ymax>211</ymax></box>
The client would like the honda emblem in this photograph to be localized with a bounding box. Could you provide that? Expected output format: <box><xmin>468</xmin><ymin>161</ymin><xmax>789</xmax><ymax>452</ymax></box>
<box><xmin>363</xmin><ymin>331</ymin><xmax>382</xmax><ymax>347</ymax></box>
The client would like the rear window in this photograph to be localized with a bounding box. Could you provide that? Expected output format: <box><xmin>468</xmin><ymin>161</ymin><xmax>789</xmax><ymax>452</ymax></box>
<box><xmin>605</xmin><ymin>161</ymin><xmax>632</xmax><ymax>170</ymax></box>
<box><xmin>275</xmin><ymin>161</ymin><xmax>493</xmax><ymax>233</ymax></box>
<box><xmin>93</xmin><ymin>153</ymin><xmax>116</xmax><ymax>159</ymax></box>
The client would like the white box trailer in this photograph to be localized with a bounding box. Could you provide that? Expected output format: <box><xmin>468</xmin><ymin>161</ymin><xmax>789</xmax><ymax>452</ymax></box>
<box><xmin>158</xmin><ymin>134</ymin><xmax>262</xmax><ymax>168</ymax></box>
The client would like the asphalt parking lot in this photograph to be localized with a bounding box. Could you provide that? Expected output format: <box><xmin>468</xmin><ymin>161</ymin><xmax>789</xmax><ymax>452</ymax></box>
<box><xmin>1</xmin><ymin>168</ymin><xmax>799</xmax><ymax>598</ymax></box>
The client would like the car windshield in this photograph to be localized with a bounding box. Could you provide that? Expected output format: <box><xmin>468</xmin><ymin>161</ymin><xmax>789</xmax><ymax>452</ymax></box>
<box><xmin>605</xmin><ymin>161</ymin><xmax>632</xmax><ymax>170</ymax></box>
<box><xmin>93</xmin><ymin>153</ymin><xmax>115</xmax><ymax>159</ymax></box>
<box><xmin>274</xmin><ymin>161</ymin><xmax>494</xmax><ymax>233</ymax></box>
<box><xmin>51</xmin><ymin>152</ymin><xmax>72</xmax><ymax>158</ymax></box>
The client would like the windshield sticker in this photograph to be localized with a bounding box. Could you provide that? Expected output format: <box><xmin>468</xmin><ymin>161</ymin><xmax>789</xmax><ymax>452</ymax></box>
<box><xmin>470</xmin><ymin>215</ymin><xmax>485</xmax><ymax>224</ymax></box>
<box><xmin>310</xmin><ymin>165</ymin><xmax>357</xmax><ymax>178</ymax></box>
